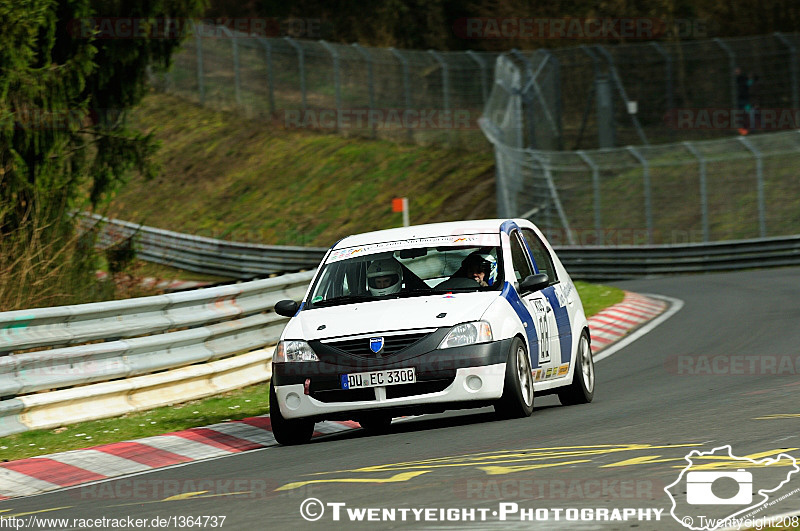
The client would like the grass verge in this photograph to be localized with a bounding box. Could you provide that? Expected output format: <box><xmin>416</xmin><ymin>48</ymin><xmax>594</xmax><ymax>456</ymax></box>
<box><xmin>0</xmin><ymin>281</ymin><xmax>624</xmax><ymax>463</ymax></box>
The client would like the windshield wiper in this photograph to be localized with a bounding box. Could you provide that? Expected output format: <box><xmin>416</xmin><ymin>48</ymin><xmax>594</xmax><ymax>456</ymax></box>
<box><xmin>310</xmin><ymin>294</ymin><xmax>371</xmax><ymax>308</ymax></box>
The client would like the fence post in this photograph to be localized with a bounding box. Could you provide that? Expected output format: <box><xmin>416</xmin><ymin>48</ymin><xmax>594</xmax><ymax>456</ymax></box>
<box><xmin>465</xmin><ymin>50</ymin><xmax>488</xmax><ymax>102</ymax></box>
<box><xmin>576</xmin><ymin>151</ymin><xmax>602</xmax><ymax>245</ymax></box>
<box><xmin>284</xmin><ymin>37</ymin><xmax>306</xmax><ymax>111</ymax></box>
<box><xmin>510</xmin><ymin>49</ymin><xmax>561</xmax><ymax>150</ymax></box>
<box><xmin>738</xmin><ymin>137</ymin><xmax>767</xmax><ymax>238</ymax></box>
<box><xmin>626</xmin><ymin>146</ymin><xmax>653</xmax><ymax>244</ymax></box>
<box><xmin>594</xmin><ymin>46</ymin><xmax>648</xmax><ymax>145</ymax></box>
<box><xmin>714</xmin><ymin>38</ymin><xmax>737</xmax><ymax>109</ymax></box>
<box><xmin>649</xmin><ymin>42</ymin><xmax>674</xmax><ymax>115</ymax></box>
<box><xmin>774</xmin><ymin>32</ymin><xmax>799</xmax><ymax>110</ymax></box>
<box><xmin>320</xmin><ymin>41</ymin><xmax>342</xmax><ymax>132</ymax></box>
<box><xmin>352</xmin><ymin>43</ymin><xmax>376</xmax><ymax>138</ymax></box>
<box><xmin>428</xmin><ymin>50</ymin><xmax>453</xmax><ymax>145</ymax></box>
<box><xmin>257</xmin><ymin>37</ymin><xmax>276</xmax><ymax>115</ymax></box>
<box><xmin>218</xmin><ymin>26</ymin><xmax>241</xmax><ymax>106</ymax></box>
<box><xmin>192</xmin><ymin>21</ymin><xmax>205</xmax><ymax>104</ymax></box>
<box><xmin>683</xmin><ymin>142</ymin><xmax>709</xmax><ymax>242</ymax></box>
<box><xmin>389</xmin><ymin>48</ymin><xmax>414</xmax><ymax>142</ymax></box>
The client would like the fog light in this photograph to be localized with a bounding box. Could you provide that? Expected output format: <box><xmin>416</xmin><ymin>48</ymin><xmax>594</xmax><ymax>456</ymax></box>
<box><xmin>466</xmin><ymin>375</ymin><xmax>482</xmax><ymax>391</ymax></box>
<box><xmin>286</xmin><ymin>392</ymin><xmax>301</xmax><ymax>409</ymax></box>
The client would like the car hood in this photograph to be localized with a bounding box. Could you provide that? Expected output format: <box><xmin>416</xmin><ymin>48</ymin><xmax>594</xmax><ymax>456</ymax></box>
<box><xmin>283</xmin><ymin>292</ymin><xmax>501</xmax><ymax>341</ymax></box>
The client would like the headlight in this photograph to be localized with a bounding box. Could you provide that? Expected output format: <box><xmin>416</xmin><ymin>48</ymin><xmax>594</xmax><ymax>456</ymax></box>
<box><xmin>274</xmin><ymin>340</ymin><xmax>319</xmax><ymax>362</ymax></box>
<box><xmin>438</xmin><ymin>321</ymin><xmax>493</xmax><ymax>349</ymax></box>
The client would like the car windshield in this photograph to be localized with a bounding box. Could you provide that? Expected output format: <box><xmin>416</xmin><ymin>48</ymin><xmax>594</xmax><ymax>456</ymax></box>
<box><xmin>306</xmin><ymin>241</ymin><xmax>504</xmax><ymax>309</ymax></box>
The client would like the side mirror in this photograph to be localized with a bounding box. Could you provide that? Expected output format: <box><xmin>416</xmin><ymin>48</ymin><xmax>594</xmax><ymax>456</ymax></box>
<box><xmin>519</xmin><ymin>273</ymin><xmax>549</xmax><ymax>293</ymax></box>
<box><xmin>274</xmin><ymin>299</ymin><xmax>300</xmax><ymax>317</ymax></box>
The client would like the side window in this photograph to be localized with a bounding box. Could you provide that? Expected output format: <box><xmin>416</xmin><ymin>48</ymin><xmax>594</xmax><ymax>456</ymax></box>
<box><xmin>521</xmin><ymin>228</ymin><xmax>558</xmax><ymax>282</ymax></box>
<box><xmin>509</xmin><ymin>232</ymin><xmax>534</xmax><ymax>282</ymax></box>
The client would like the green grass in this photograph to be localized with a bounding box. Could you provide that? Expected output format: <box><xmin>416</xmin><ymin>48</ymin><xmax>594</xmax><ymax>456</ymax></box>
<box><xmin>0</xmin><ymin>383</ymin><xmax>269</xmax><ymax>462</ymax></box>
<box><xmin>575</xmin><ymin>281</ymin><xmax>625</xmax><ymax>317</ymax></box>
<box><xmin>106</xmin><ymin>92</ymin><xmax>496</xmax><ymax>248</ymax></box>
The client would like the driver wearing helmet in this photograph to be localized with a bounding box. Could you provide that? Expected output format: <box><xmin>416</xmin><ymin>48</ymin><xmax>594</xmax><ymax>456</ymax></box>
<box><xmin>367</xmin><ymin>258</ymin><xmax>403</xmax><ymax>296</ymax></box>
<box><xmin>458</xmin><ymin>252</ymin><xmax>496</xmax><ymax>287</ymax></box>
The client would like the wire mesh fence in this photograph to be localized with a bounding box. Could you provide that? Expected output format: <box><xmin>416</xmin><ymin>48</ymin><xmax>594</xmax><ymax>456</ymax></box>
<box><xmin>150</xmin><ymin>23</ymin><xmax>497</xmax><ymax>149</ymax></box>
<box><xmin>481</xmin><ymin>54</ymin><xmax>800</xmax><ymax>245</ymax></box>
<box><xmin>152</xmin><ymin>26</ymin><xmax>799</xmax><ymax>152</ymax></box>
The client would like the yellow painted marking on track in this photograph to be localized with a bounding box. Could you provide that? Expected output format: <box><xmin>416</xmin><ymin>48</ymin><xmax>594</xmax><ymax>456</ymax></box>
<box><xmin>161</xmin><ymin>491</ymin><xmax>209</xmax><ymax>501</ymax></box>
<box><xmin>601</xmin><ymin>455</ymin><xmax>675</xmax><ymax>467</ymax></box>
<box><xmin>3</xmin><ymin>506</ymin><xmax>72</xmax><ymax>517</ymax></box>
<box><xmin>755</xmin><ymin>414</ymin><xmax>800</xmax><ymax>419</ymax></box>
<box><xmin>308</xmin><ymin>443</ymin><xmax>704</xmax><ymax>476</ymax></box>
<box><xmin>478</xmin><ymin>459</ymin><xmax>592</xmax><ymax>475</ymax></box>
<box><xmin>0</xmin><ymin>509</ymin><xmax>12</xmax><ymax>513</ymax></box>
<box><xmin>275</xmin><ymin>470</ymin><xmax>431</xmax><ymax>492</ymax></box>
<box><xmin>672</xmin><ymin>448</ymin><xmax>800</xmax><ymax>470</ymax></box>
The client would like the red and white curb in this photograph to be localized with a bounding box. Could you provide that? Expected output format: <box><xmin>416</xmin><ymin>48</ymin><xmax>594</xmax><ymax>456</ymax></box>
<box><xmin>0</xmin><ymin>292</ymin><xmax>674</xmax><ymax>501</ymax></box>
<box><xmin>0</xmin><ymin>418</ymin><xmax>357</xmax><ymax>500</ymax></box>
<box><xmin>588</xmin><ymin>292</ymin><xmax>668</xmax><ymax>353</ymax></box>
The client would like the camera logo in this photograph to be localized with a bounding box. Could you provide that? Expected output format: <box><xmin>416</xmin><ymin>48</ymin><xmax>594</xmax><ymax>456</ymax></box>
<box><xmin>686</xmin><ymin>469</ymin><xmax>752</xmax><ymax>505</ymax></box>
<box><xmin>665</xmin><ymin>445</ymin><xmax>799</xmax><ymax>530</ymax></box>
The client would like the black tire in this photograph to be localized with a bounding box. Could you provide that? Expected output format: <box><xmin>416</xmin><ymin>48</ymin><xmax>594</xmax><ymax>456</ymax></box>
<box><xmin>269</xmin><ymin>382</ymin><xmax>314</xmax><ymax>446</ymax></box>
<box><xmin>557</xmin><ymin>331</ymin><xmax>595</xmax><ymax>406</ymax></box>
<box><xmin>494</xmin><ymin>336</ymin><xmax>535</xmax><ymax>418</ymax></box>
<box><xmin>358</xmin><ymin>414</ymin><xmax>393</xmax><ymax>434</ymax></box>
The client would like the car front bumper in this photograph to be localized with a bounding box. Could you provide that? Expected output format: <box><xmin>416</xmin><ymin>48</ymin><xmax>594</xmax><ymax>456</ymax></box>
<box><xmin>272</xmin><ymin>338</ymin><xmax>511</xmax><ymax>421</ymax></box>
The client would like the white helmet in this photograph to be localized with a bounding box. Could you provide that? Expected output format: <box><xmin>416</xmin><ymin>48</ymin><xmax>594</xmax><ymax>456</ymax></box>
<box><xmin>367</xmin><ymin>259</ymin><xmax>403</xmax><ymax>296</ymax></box>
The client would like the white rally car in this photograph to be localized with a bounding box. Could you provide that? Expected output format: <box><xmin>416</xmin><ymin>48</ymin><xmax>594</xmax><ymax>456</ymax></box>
<box><xmin>270</xmin><ymin>219</ymin><xmax>594</xmax><ymax>445</ymax></box>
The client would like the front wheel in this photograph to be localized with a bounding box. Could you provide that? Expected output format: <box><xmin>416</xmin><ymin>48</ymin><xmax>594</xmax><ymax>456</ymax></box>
<box><xmin>557</xmin><ymin>331</ymin><xmax>595</xmax><ymax>406</ymax></box>
<box><xmin>494</xmin><ymin>337</ymin><xmax>534</xmax><ymax>418</ymax></box>
<box><xmin>270</xmin><ymin>382</ymin><xmax>314</xmax><ymax>445</ymax></box>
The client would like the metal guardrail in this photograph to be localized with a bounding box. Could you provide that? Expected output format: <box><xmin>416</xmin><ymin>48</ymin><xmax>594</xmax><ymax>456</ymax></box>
<box><xmin>0</xmin><ymin>271</ymin><xmax>314</xmax><ymax>435</ymax></box>
<box><xmin>556</xmin><ymin>235</ymin><xmax>800</xmax><ymax>280</ymax></box>
<box><xmin>81</xmin><ymin>213</ymin><xmax>327</xmax><ymax>279</ymax></box>
<box><xmin>84</xmin><ymin>213</ymin><xmax>800</xmax><ymax>282</ymax></box>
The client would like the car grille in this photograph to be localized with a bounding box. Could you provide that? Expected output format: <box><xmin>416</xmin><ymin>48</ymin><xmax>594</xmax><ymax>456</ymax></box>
<box><xmin>310</xmin><ymin>388</ymin><xmax>375</xmax><ymax>403</ymax></box>
<box><xmin>325</xmin><ymin>332</ymin><xmax>431</xmax><ymax>357</ymax></box>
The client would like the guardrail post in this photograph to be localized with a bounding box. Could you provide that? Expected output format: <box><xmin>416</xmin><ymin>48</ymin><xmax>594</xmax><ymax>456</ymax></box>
<box><xmin>320</xmin><ymin>41</ymin><xmax>342</xmax><ymax>132</ymax></box>
<box><xmin>626</xmin><ymin>146</ymin><xmax>653</xmax><ymax>244</ymax></box>
<box><xmin>428</xmin><ymin>50</ymin><xmax>453</xmax><ymax>145</ymax></box>
<box><xmin>284</xmin><ymin>37</ymin><xmax>306</xmax><ymax>111</ymax></box>
<box><xmin>192</xmin><ymin>21</ymin><xmax>205</xmax><ymax>104</ymax></box>
<box><xmin>649</xmin><ymin>42</ymin><xmax>674</xmax><ymax>116</ymax></box>
<box><xmin>714</xmin><ymin>38</ymin><xmax>737</xmax><ymax>109</ymax></box>
<box><xmin>257</xmin><ymin>38</ymin><xmax>276</xmax><ymax>115</ymax></box>
<box><xmin>683</xmin><ymin>142</ymin><xmax>710</xmax><ymax>242</ymax></box>
<box><xmin>576</xmin><ymin>150</ymin><xmax>602</xmax><ymax>245</ymax></box>
<box><xmin>774</xmin><ymin>32</ymin><xmax>799</xmax><ymax>110</ymax></box>
<box><xmin>595</xmin><ymin>46</ymin><xmax>648</xmax><ymax>145</ymax></box>
<box><xmin>465</xmin><ymin>50</ymin><xmax>488</xmax><ymax>102</ymax></box>
<box><xmin>352</xmin><ymin>43</ymin><xmax>376</xmax><ymax>138</ymax></box>
<box><xmin>219</xmin><ymin>26</ymin><xmax>241</xmax><ymax>106</ymax></box>
<box><xmin>737</xmin><ymin>137</ymin><xmax>767</xmax><ymax>238</ymax></box>
<box><xmin>389</xmin><ymin>48</ymin><xmax>414</xmax><ymax>142</ymax></box>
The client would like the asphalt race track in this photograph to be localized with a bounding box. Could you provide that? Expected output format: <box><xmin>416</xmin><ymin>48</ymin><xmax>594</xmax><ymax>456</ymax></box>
<box><xmin>2</xmin><ymin>267</ymin><xmax>800</xmax><ymax>530</ymax></box>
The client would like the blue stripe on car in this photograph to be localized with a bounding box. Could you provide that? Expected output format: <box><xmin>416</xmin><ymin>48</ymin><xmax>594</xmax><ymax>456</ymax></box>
<box><xmin>500</xmin><ymin>281</ymin><xmax>539</xmax><ymax>369</ymax></box>
<box><xmin>499</xmin><ymin>220</ymin><xmax>519</xmax><ymax>235</ymax></box>
<box><xmin>542</xmin><ymin>286</ymin><xmax>572</xmax><ymax>364</ymax></box>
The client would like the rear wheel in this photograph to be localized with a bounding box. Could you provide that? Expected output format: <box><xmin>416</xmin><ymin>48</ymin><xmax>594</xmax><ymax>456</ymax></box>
<box><xmin>270</xmin><ymin>382</ymin><xmax>314</xmax><ymax>445</ymax></box>
<box><xmin>557</xmin><ymin>331</ymin><xmax>595</xmax><ymax>406</ymax></box>
<box><xmin>494</xmin><ymin>337</ymin><xmax>534</xmax><ymax>418</ymax></box>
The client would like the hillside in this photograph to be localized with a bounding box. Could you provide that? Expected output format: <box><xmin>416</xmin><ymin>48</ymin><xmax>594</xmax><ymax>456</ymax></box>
<box><xmin>106</xmin><ymin>92</ymin><xmax>495</xmax><ymax>247</ymax></box>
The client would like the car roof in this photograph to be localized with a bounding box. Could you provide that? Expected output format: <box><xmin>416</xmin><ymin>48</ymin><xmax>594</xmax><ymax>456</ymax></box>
<box><xmin>332</xmin><ymin>219</ymin><xmax>533</xmax><ymax>249</ymax></box>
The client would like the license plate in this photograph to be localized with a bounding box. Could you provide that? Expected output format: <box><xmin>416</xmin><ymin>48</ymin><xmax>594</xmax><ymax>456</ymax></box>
<box><xmin>341</xmin><ymin>368</ymin><xmax>416</xmax><ymax>389</ymax></box>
